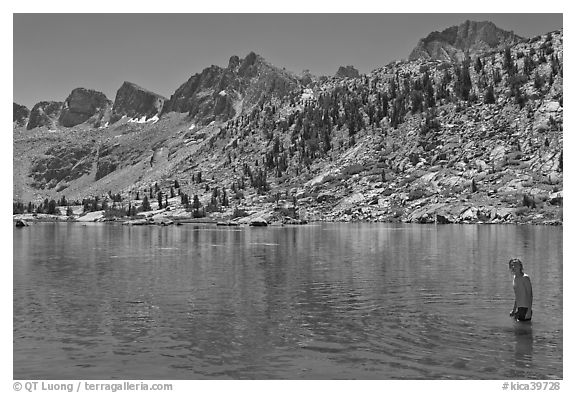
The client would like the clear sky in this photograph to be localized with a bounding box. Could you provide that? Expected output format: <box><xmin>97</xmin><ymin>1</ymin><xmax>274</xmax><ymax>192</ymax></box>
<box><xmin>13</xmin><ymin>12</ymin><xmax>562</xmax><ymax>109</ymax></box>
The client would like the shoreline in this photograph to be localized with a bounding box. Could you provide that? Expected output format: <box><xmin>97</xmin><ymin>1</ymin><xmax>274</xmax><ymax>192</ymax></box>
<box><xmin>13</xmin><ymin>213</ymin><xmax>562</xmax><ymax>227</ymax></box>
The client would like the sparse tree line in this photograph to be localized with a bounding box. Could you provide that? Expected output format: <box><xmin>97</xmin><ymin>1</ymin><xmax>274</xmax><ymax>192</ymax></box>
<box><xmin>13</xmin><ymin>176</ymin><xmax>246</xmax><ymax>219</ymax></box>
<box><xmin>209</xmin><ymin>35</ymin><xmax>562</xmax><ymax>190</ymax></box>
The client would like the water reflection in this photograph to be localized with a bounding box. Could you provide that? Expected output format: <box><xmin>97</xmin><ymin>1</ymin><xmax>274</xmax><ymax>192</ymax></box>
<box><xmin>514</xmin><ymin>324</ymin><xmax>534</xmax><ymax>367</ymax></box>
<box><xmin>14</xmin><ymin>223</ymin><xmax>562</xmax><ymax>379</ymax></box>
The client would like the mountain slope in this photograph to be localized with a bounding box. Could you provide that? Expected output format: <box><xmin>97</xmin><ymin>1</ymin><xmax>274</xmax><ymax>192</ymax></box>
<box><xmin>13</xmin><ymin>25</ymin><xmax>563</xmax><ymax>225</ymax></box>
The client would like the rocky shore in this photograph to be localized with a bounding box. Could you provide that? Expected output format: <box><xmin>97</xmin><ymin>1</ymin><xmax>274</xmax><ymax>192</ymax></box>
<box><xmin>13</xmin><ymin>191</ymin><xmax>562</xmax><ymax>227</ymax></box>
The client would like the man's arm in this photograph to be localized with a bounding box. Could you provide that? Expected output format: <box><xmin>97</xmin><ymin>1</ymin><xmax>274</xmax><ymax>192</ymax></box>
<box><xmin>526</xmin><ymin>276</ymin><xmax>533</xmax><ymax>317</ymax></box>
<box><xmin>510</xmin><ymin>300</ymin><xmax>517</xmax><ymax>316</ymax></box>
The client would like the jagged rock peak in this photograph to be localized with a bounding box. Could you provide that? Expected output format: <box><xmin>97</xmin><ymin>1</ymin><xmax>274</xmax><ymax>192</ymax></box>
<box><xmin>409</xmin><ymin>20</ymin><xmax>524</xmax><ymax>62</ymax></box>
<box><xmin>112</xmin><ymin>81</ymin><xmax>166</xmax><ymax>122</ymax></box>
<box><xmin>162</xmin><ymin>51</ymin><xmax>298</xmax><ymax>123</ymax></box>
<box><xmin>27</xmin><ymin>101</ymin><xmax>64</xmax><ymax>130</ymax></box>
<box><xmin>228</xmin><ymin>55</ymin><xmax>241</xmax><ymax>69</ymax></box>
<box><xmin>335</xmin><ymin>65</ymin><xmax>360</xmax><ymax>78</ymax></box>
<box><xmin>59</xmin><ymin>87</ymin><xmax>112</xmax><ymax>128</ymax></box>
<box><xmin>227</xmin><ymin>51</ymin><xmax>266</xmax><ymax>77</ymax></box>
<box><xmin>13</xmin><ymin>103</ymin><xmax>29</xmax><ymax>127</ymax></box>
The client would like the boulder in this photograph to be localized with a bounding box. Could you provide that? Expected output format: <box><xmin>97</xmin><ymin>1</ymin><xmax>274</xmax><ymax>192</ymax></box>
<box><xmin>533</xmin><ymin>100</ymin><xmax>561</xmax><ymax>133</ymax></box>
<box><xmin>216</xmin><ymin>221</ymin><xmax>240</xmax><ymax>226</ymax></box>
<box><xmin>154</xmin><ymin>218</ymin><xmax>174</xmax><ymax>226</ymax></box>
<box><xmin>15</xmin><ymin>219</ymin><xmax>28</xmax><ymax>227</ymax></box>
<box><xmin>549</xmin><ymin>191</ymin><xmax>563</xmax><ymax>206</ymax></box>
<box><xmin>283</xmin><ymin>217</ymin><xmax>308</xmax><ymax>225</ymax></box>
<box><xmin>489</xmin><ymin>145</ymin><xmax>507</xmax><ymax>167</ymax></box>
<box><xmin>124</xmin><ymin>219</ymin><xmax>149</xmax><ymax>226</ymax></box>
<box><xmin>490</xmin><ymin>207</ymin><xmax>515</xmax><ymax>220</ymax></box>
<box><xmin>461</xmin><ymin>207</ymin><xmax>478</xmax><ymax>221</ymax></box>
<box><xmin>249</xmin><ymin>217</ymin><xmax>268</xmax><ymax>227</ymax></box>
<box><xmin>475</xmin><ymin>159</ymin><xmax>489</xmax><ymax>172</ymax></box>
<box><xmin>435</xmin><ymin>214</ymin><xmax>452</xmax><ymax>224</ymax></box>
<box><xmin>77</xmin><ymin>211</ymin><xmax>105</xmax><ymax>222</ymax></box>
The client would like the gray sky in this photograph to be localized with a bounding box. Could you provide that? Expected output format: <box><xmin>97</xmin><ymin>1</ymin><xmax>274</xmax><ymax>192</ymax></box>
<box><xmin>13</xmin><ymin>13</ymin><xmax>562</xmax><ymax>109</ymax></box>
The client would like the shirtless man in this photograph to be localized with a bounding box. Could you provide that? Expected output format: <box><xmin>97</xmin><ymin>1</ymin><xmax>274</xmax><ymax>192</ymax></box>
<box><xmin>509</xmin><ymin>258</ymin><xmax>533</xmax><ymax>321</ymax></box>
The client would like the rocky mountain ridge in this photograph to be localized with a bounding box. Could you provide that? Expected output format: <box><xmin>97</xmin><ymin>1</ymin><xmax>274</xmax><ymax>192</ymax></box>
<box><xmin>13</xmin><ymin>103</ymin><xmax>29</xmax><ymax>127</ymax></box>
<box><xmin>13</xmin><ymin>23</ymin><xmax>563</xmax><ymax>225</ymax></box>
<box><xmin>26</xmin><ymin>101</ymin><xmax>63</xmax><ymax>130</ymax></box>
<box><xmin>409</xmin><ymin>20</ymin><xmax>524</xmax><ymax>62</ymax></box>
<box><xmin>17</xmin><ymin>84</ymin><xmax>166</xmax><ymax>131</ymax></box>
<box><xmin>161</xmin><ymin>52</ymin><xmax>301</xmax><ymax>124</ymax></box>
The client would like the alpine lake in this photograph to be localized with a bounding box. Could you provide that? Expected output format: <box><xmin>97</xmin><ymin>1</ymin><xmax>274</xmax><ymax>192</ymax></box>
<box><xmin>13</xmin><ymin>222</ymin><xmax>562</xmax><ymax>379</ymax></box>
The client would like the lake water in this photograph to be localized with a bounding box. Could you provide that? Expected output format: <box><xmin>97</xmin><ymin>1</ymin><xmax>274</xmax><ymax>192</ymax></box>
<box><xmin>13</xmin><ymin>222</ymin><xmax>562</xmax><ymax>379</ymax></box>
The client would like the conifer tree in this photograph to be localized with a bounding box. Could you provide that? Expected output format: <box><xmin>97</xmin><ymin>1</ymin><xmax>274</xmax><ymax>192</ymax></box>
<box><xmin>523</xmin><ymin>55</ymin><xmax>535</xmax><ymax>76</ymax></box>
<box><xmin>493</xmin><ymin>69</ymin><xmax>502</xmax><ymax>85</ymax></box>
<box><xmin>141</xmin><ymin>196</ymin><xmax>151</xmax><ymax>212</ymax></box>
<box><xmin>425</xmin><ymin>78</ymin><xmax>435</xmax><ymax>108</ymax></box>
<box><xmin>474</xmin><ymin>57</ymin><xmax>483</xmax><ymax>73</ymax></box>
<box><xmin>192</xmin><ymin>195</ymin><xmax>202</xmax><ymax>214</ymax></box>
<box><xmin>455</xmin><ymin>61</ymin><xmax>472</xmax><ymax>101</ymax></box>
<box><xmin>534</xmin><ymin>72</ymin><xmax>544</xmax><ymax>91</ymax></box>
<box><xmin>410</xmin><ymin>90</ymin><xmax>424</xmax><ymax>114</ymax></box>
<box><xmin>180</xmin><ymin>193</ymin><xmax>189</xmax><ymax>207</ymax></box>
<box><xmin>504</xmin><ymin>46</ymin><xmax>514</xmax><ymax>74</ymax></box>
<box><xmin>484</xmin><ymin>85</ymin><xmax>496</xmax><ymax>104</ymax></box>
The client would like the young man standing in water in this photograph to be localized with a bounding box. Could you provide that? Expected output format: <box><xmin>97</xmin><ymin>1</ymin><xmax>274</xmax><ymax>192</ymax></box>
<box><xmin>509</xmin><ymin>258</ymin><xmax>533</xmax><ymax>321</ymax></box>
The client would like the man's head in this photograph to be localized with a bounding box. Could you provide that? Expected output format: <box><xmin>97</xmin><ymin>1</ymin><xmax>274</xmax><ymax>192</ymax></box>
<box><xmin>509</xmin><ymin>258</ymin><xmax>524</xmax><ymax>274</ymax></box>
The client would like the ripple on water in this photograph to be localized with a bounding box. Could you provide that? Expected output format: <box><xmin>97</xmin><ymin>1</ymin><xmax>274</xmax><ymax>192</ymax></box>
<box><xmin>13</xmin><ymin>223</ymin><xmax>562</xmax><ymax>379</ymax></box>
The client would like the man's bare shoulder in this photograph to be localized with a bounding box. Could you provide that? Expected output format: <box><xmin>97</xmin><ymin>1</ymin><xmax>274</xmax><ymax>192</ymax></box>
<box><xmin>521</xmin><ymin>274</ymin><xmax>532</xmax><ymax>284</ymax></box>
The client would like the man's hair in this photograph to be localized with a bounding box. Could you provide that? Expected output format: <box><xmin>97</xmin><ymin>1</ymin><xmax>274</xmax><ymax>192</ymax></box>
<box><xmin>508</xmin><ymin>258</ymin><xmax>523</xmax><ymax>269</ymax></box>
